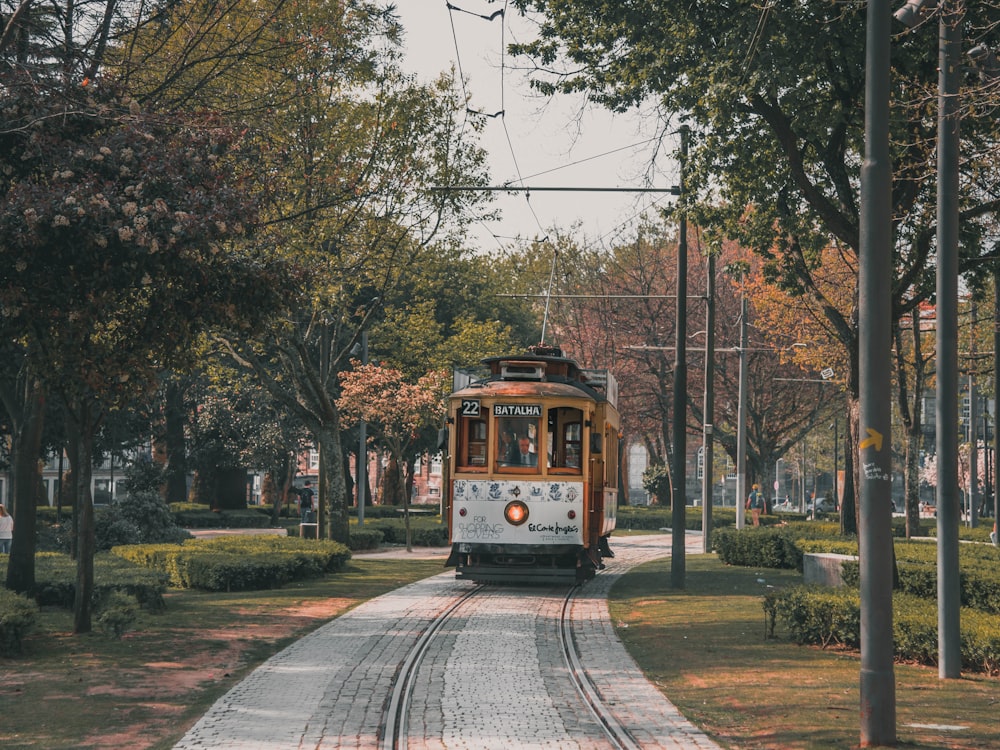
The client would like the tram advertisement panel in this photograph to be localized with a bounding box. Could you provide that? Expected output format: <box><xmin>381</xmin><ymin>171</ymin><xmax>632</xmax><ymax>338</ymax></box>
<box><xmin>451</xmin><ymin>479</ymin><xmax>584</xmax><ymax>545</ymax></box>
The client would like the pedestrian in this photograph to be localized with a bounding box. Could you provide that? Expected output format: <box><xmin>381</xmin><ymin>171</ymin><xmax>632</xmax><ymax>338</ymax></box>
<box><xmin>746</xmin><ymin>484</ymin><xmax>765</xmax><ymax>527</ymax></box>
<box><xmin>0</xmin><ymin>504</ymin><xmax>12</xmax><ymax>554</ymax></box>
<box><xmin>299</xmin><ymin>481</ymin><xmax>315</xmax><ymax>523</ymax></box>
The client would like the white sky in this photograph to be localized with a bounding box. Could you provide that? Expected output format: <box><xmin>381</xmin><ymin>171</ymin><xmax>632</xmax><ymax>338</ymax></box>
<box><xmin>395</xmin><ymin>0</ymin><xmax>681</xmax><ymax>252</ymax></box>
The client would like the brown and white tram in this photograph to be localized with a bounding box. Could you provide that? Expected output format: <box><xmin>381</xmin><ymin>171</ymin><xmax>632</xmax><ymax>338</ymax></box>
<box><xmin>443</xmin><ymin>345</ymin><xmax>620</xmax><ymax>583</ymax></box>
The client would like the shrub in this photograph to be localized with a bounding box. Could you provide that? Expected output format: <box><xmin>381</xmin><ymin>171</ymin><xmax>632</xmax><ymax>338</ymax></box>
<box><xmin>348</xmin><ymin>528</ymin><xmax>384</xmax><ymax>551</ymax></box>
<box><xmin>714</xmin><ymin>527</ymin><xmax>802</xmax><ymax>569</ymax></box>
<box><xmin>0</xmin><ymin>588</ymin><xmax>38</xmax><ymax>656</ymax></box>
<box><xmin>95</xmin><ymin>590</ymin><xmax>139</xmax><ymax>639</ymax></box>
<box><xmin>766</xmin><ymin>587</ymin><xmax>1000</xmax><ymax>674</ymax></box>
<box><xmin>2</xmin><ymin>552</ymin><xmax>169</xmax><ymax>611</ymax></box>
<box><xmin>111</xmin><ymin>535</ymin><xmax>352</xmax><ymax>591</ymax></box>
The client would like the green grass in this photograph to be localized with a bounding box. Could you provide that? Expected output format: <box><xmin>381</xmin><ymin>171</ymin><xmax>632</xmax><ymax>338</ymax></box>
<box><xmin>0</xmin><ymin>558</ymin><xmax>443</xmax><ymax>750</ymax></box>
<box><xmin>609</xmin><ymin>554</ymin><xmax>999</xmax><ymax>750</ymax></box>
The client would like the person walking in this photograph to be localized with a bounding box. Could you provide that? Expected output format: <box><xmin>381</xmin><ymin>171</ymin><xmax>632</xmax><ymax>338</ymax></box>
<box><xmin>0</xmin><ymin>504</ymin><xmax>13</xmax><ymax>554</ymax></box>
<box><xmin>746</xmin><ymin>484</ymin><xmax>765</xmax><ymax>527</ymax></box>
<box><xmin>299</xmin><ymin>481</ymin><xmax>315</xmax><ymax>523</ymax></box>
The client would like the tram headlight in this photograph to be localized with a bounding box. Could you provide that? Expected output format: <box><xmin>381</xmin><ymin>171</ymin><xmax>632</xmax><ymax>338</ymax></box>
<box><xmin>567</xmin><ymin>510</ymin><xmax>576</xmax><ymax>519</ymax></box>
<box><xmin>504</xmin><ymin>500</ymin><xmax>529</xmax><ymax>526</ymax></box>
<box><xmin>458</xmin><ymin>507</ymin><xmax>467</xmax><ymax>517</ymax></box>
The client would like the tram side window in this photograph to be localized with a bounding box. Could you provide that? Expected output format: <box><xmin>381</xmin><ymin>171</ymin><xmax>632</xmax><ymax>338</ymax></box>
<box><xmin>460</xmin><ymin>418</ymin><xmax>488</xmax><ymax>468</ymax></box>
<box><xmin>546</xmin><ymin>407</ymin><xmax>583</xmax><ymax>473</ymax></box>
<box><xmin>498</xmin><ymin>417</ymin><xmax>539</xmax><ymax>468</ymax></box>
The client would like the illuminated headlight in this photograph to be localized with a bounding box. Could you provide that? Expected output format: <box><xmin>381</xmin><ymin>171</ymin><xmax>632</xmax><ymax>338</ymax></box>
<box><xmin>504</xmin><ymin>500</ymin><xmax>529</xmax><ymax>526</ymax></box>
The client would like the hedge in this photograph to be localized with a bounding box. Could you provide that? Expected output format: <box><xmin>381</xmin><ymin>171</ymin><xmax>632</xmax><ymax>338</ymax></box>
<box><xmin>0</xmin><ymin>552</ymin><xmax>169</xmax><ymax>611</ymax></box>
<box><xmin>764</xmin><ymin>586</ymin><xmax>1000</xmax><ymax>675</ymax></box>
<box><xmin>111</xmin><ymin>535</ymin><xmax>352</xmax><ymax>592</ymax></box>
<box><xmin>0</xmin><ymin>588</ymin><xmax>39</xmax><ymax>656</ymax></box>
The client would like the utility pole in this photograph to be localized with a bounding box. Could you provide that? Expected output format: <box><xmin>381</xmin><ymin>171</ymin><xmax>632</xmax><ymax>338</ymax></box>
<box><xmin>671</xmin><ymin>125</ymin><xmax>689</xmax><ymax>589</ymax></box>
<box><xmin>701</xmin><ymin>253</ymin><xmax>716</xmax><ymax>553</ymax></box>
<box><xmin>859</xmin><ymin>0</ymin><xmax>896</xmax><ymax>742</ymax></box>
<box><xmin>735</xmin><ymin>294</ymin><xmax>748</xmax><ymax>530</ymax></box>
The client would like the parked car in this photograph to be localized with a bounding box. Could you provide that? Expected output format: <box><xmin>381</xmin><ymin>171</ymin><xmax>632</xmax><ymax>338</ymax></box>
<box><xmin>806</xmin><ymin>498</ymin><xmax>837</xmax><ymax>515</ymax></box>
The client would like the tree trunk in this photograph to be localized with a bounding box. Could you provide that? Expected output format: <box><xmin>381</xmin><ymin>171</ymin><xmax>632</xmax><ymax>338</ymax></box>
<box><xmin>69</xmin><ymin>404</ymin><xmax>97</xmax><ymax>635</ymax></box>
<box><xmin>315</xmin><ymin>424</ymin><xmax>349</xmax><ymax>543</ymax></box>
<box><xmin>4</xmin><ymin>377</ymin><xmax>45</xmax><ymax>594</ymax></box>
<box><xmin>164</xmin><ymin>379</ymin><xmax>189</xmax><ymax>504</ymax></box>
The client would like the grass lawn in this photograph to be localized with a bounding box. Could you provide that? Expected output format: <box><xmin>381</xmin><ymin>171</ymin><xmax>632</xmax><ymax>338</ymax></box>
<box><xmin>609</xmin><ymin>554</ymin><xmax>999</xmax><ymax>750</ymax></box>
<box><xmin>0</xmin><ymin>557</ymin><xmax>444</xmax><ymax>750</ymax></box>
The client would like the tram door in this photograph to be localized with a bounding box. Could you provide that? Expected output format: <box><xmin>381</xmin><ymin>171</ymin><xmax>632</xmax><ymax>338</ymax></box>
<box><xmin>589</xmin><ymin>423</ymin><xmax>606</xmax><ymax>551</ymax></box>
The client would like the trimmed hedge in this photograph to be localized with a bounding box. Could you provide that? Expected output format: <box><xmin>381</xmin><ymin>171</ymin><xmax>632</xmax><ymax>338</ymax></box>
<box><xmin>170</xmin><ymin>508</ymin><xmax>274</xmax><ymax>529</ymax></box>
<box><xmin>0</xmin><ymin>552</ymin><xmax>168</xmax><ymax>612</ymax></box>
<box><xmin>363</xmin><ymin>518</ymin><xmax>449</xmax><ymax>547</ymax></box>
<box><xmin>713</xmin><ymin>526</ymin><xmax>804</xmax><ymax>569</ymax></box>
<box><xmin>347</xmin><ymin>528</ymin><xmax>384</xmax><ymax>551</ymax></box>
<box><xmin>0</xmin><ymin>588</ymin><xmax>39</xmax><ymax>656</ymax></box>
<box><xmin>764</xmin><ymin>586</ymin><xmax>1000</xmax><ymax>675</ymax></box>
<box><xmin>111</xmin><ymin>535</ymin><xmax>352</xmax><ymax>592</ymax></box>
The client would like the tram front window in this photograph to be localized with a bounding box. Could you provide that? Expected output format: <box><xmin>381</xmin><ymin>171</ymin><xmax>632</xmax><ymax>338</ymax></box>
<box><xmin>498</xmin><ymin>416</ymin><xmax>539</xmax><ymax>469</ymax></box>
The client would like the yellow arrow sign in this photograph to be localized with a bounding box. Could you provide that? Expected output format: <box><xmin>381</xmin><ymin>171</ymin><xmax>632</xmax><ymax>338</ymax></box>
<box><xmin>860</xmin><ymin>427</ymin><xmax>883</xmax><ymax>452</ymax></box>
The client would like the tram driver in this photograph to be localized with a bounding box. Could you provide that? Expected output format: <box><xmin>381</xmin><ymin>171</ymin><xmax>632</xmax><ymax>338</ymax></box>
<box><xmin>507</xmin><ymin>436</ymin><xmax>538</xmax><ymax>467</ymax></box>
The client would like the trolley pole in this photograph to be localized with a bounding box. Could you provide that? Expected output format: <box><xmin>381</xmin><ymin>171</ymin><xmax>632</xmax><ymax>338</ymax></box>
<box><xmin>671</xmin><ymin>125</ymin><xmax>689</xmax><ymax>589</ymax></box>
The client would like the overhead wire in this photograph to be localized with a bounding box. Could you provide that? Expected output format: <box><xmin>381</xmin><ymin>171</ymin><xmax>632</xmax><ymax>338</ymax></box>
<box><xmin>442</xmin><ymin>0</ymin><xmax>675</xmax><ymax>255</ymax></box>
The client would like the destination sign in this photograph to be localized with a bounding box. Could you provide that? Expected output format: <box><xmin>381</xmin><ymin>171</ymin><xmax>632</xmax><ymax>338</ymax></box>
<box><xmin>494</xmin><ymin>404</ymin><xmax>541</xmax><ymax>417</ymax></box>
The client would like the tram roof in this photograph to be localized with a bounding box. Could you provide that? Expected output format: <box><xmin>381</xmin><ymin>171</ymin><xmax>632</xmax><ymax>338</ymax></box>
<box><xmin>458</xmin><ymin>345</ymin><xmax>618</xmax><ymax>408</ymax></box>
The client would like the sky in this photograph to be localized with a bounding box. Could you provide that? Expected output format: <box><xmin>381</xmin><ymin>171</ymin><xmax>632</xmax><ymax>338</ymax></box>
<box><xmin>395</xmin><ymin>1</ymin><xmax>681</xmax><ymax>252</ymax></box>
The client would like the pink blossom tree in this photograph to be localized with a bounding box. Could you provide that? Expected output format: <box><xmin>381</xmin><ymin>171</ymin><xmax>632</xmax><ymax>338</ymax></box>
<box><xmin>338</xmin><ymin>364</ymin><xmax>446</xmax><ymax>551</ymax></box>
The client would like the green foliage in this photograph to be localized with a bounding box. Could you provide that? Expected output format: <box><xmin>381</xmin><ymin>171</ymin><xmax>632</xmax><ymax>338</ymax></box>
<box><xmin>641</xmin><ymin>463</ymin><xmax>671</xmax><ymax>505</ymax></box>
<box><xmin>111</xmin><ymin>535</ymin><xmax>352</xmax><ymax>591</ymax></box>
<box><xmin>95</xmin><ymin>591</ymin><xmax>139</xmax><ymax>639</ymax></box>
<box><xmin>0</xmin><ymin>588</ymin><xmax>39</xmax><ymax>656</ymax></box>
<box><xmin>764</xmin><ymin>586</ymin><xmax>860</xmax><ymax>649</ymax></box>
<box><xmin>171</xmin><ymin>508</ymin><xmax>272</xmax><ymax>528</ymax></box>
<box><xmin>714</xmin><ymin>526</ymin><xmax>803</xmax><ymax>569</ymax></box>
<box><xmin>364</xmin><ymin>517</ymin><xmax>448</xmax><ymax>547</ymax></box>
<box><xmin>0</xmin><ymin>552</ymin><xmax>168</xmax><ymax>611</ymax></box>
<box><xmin>95</xmin><ymin>490</ymin><xmax>193</xmax><ymax>551</ymax></box>
<box><xmin>768</xmin><ymin>588</ymin><xmax>1000</xmax><ymax>674</ymax></box>
<box><xmin>347</xmin><ymin>528</ymin><xmax>384</xmax><ymax>551</ymax></box>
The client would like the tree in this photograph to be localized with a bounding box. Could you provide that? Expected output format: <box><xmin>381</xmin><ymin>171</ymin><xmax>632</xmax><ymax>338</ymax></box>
<box><xmin>338</xmin><ymin>364</ymin><xmax>447</xmax><ymax>550</ymax></box>
<box><xmin>189</xmin><ymin>2</ymin><xmax>493</xmax><ymax>544</ymax></box>
<box><xmin>507</xmin><ymin>0</ymin><xmax>1000</xmax><ymax>522</ymax></box>
<box><xmin>0</xmin><ymin>69</ymin><xmax>285</xmax><ymax>629</ymax></box>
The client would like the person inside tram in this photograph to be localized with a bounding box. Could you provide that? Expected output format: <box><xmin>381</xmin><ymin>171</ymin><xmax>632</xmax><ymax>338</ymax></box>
<box><xmin>507</xmin><ymin>436</ymin><xmax>537</xmax><ymax>467</ymax></box>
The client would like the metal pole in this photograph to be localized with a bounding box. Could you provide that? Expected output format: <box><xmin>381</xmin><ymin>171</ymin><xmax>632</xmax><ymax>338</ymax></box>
<box><xmin>702</xmin><ymin>253</ymin><xmax>716</xmax><ymax>553</ymax></box>
<box><xmin>358</xmin><ymin>331</ymin><xmax>368</xmax><ymax>526</ymax></box>
<box><xmin>994</xmin><ymin>266</ymin><xmax>1000</xmax><ymax>533</ymax></box>
<box><xmin>834</xmin><ymin>418</ymin><xmax>839</xmax><ymax>511</ymax></box>
<box><xmin>671</xmin><ymin>126</ymin><xmax>689</xmax><ymax>589</ymax></box>
<box><xmin>969</xmin><ymin>305</ymin><xmax>979</xmax><ymax>529</ymax></box>
<box><xmin>859</xmin><ymin>0</ymin><xmax>896</xmax><ymax>742</ymax></box>
<box><xmin>735</xmin><ymin>295</ymin><xmax>748</xmax><ymax>530</ymax></box>
<box><xmin>936</xmin><ymin>0</ymin><xmax>962</xmax><ymax>681</ymax></box>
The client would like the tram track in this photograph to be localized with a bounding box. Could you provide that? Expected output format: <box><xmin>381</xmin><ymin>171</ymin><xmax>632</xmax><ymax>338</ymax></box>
<box><xmin>379</xmin><ymin>578</ymin><xmax>644</xmax><ymax>750</ymax></box>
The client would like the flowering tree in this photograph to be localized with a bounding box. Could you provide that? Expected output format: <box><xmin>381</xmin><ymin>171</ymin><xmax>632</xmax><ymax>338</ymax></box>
<box><xmin>338</xmin><ymin>364</ymin><xmax>447</xmax><ymax>550</ymax></box>
<box><xmin>0</xmin><ymin>79</ymin><xmax>283</xmax><ymax>630</ymax></box>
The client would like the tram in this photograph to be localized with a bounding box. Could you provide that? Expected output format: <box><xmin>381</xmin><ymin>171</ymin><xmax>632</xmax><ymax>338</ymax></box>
<box><xmin>443</xmin><ymin>345</ymin><xmax>620</xmax><ymax>583</ymax></box>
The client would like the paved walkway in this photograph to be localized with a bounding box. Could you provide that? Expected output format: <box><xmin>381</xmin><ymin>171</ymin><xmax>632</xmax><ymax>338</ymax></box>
<box><xmin>174</xmin><ymin>533</ymin><xmax>719</xmax><ymax>750</ymax></box>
